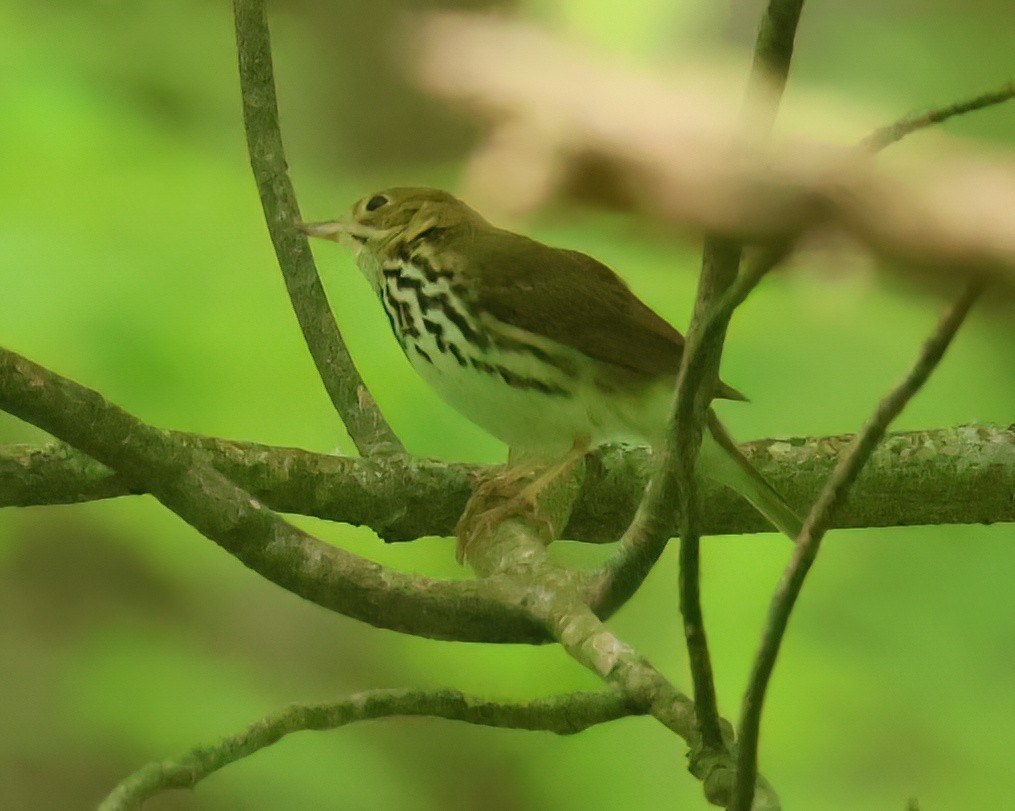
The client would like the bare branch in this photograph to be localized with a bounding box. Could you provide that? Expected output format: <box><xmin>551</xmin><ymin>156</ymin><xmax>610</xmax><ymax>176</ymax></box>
<box><xmin>744</xmin><ymin>0</ymin><xmax>807</xmax><ymax>132</ymax></box>
<box><xmin>0</xmin><ymin>346</ymin><xmax>545</xmax><ymax>644</ymax></box>
<box><xmin>730</xmin><ymin>282</ymin><xmax>983</xmax><ymax>811</ymax></box>
<box><xmin>232</xmin><ymin>0</ymin><xmax>403</xmax><ymax>456</ymax></box>
<box><xmin>99</xmin><ymin>687</ymin><xmax>639</xmax><ymax>810</ymax></box>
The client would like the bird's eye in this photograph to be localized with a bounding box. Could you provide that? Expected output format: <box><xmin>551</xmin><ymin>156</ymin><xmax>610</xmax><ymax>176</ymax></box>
<box><xmin>365</xmin><ymin>194</ymin><xmax>389</xmax><ymax>212</ymax></box>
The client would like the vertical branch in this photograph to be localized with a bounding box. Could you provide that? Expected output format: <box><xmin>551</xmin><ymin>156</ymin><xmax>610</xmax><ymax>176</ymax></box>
<box><xmin>232</xmin><ymin>0</ymin><xmax>404</xmax><ymax>457</ymax></box>
<box><xmin>745</xmin><ymin>0</ymin><xmax>808</xmax><ymax>132</ymax></box>
<box><xmin>669</xmin><ymin>0</ymin><xmax>808</xmax><ymax>756</ymax></box>
<box><xmin>729</xmin><ymin>282</ymin><xmax>983</xmax><ymax>811</ymax></box>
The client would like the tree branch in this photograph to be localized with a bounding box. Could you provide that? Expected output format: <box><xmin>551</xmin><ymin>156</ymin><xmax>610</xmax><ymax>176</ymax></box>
<box><xmin>579</xmin><ymin>66</ymin><xmax>1015</xmax><ymax>639</ymax></box>
<box><xmin>0</xmin><ymin>346</ymin><xmax>545</xmax><ymax>644</ymax></box>
<box><xmin>730</xmin><ymin>282</ymin><xmax>983</xmax><ymax>811</ymax></box>
<box><xmin>232</xmin><ymin>0</ymin><xmax>403</xmax><ymax>456</ymax></box>
<box><xmin>99</xmin><ymin>687</ymin><xmax>640</xmax><ymax>810</ymax></box>
<box><xmin>458</xmin><ymin>507</ymin><xmax>778</xmax><ymax>809</ymax></box>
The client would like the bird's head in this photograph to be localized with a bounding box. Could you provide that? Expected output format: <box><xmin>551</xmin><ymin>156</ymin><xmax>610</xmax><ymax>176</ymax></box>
<box><xmin>300</xmin><ymin>187</ymin><xmax>485</xmax><ymax>261</ymax></box>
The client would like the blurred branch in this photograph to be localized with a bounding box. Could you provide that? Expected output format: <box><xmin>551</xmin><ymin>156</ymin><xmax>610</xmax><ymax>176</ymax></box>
<box><xmin>416</xmin><ymin>16</ymin><xmax>1015</xmax><ymax>292</ymax></box>
<box><xmin>232</xmin><ymin>0</ymin><xmax>403</xmax><ymax>456</ymax></box>
<box><xmin>98</xmin><ymin>687</ymin><xmax>640</xmax><ymax>810</ymax></box>
<box><xmin>730</xmin><ymin>283</ymin><xmax>983</xmax><ymax>811</ymax></box>
<box><xmin>744</xmin><ymin>0</ymin><xmax>807</xmax><ymax>131</ymax></box>
<box><xmin>0</xmin><ymin>345</ymin><xmax>546</xmax><ymax>644</ymax></box>
<box><xmin>669</xmin><ymin>81</ymin><xmax>1010</xmax><ymax>354</ymax></box>
<box><xmin>2</xmin><ymin>424</ymin><xmax>1012</xmax><ymax>543</ymax></box>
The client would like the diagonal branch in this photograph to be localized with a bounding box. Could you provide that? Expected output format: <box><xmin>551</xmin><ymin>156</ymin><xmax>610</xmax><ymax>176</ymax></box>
<box><xmin>729</xmin><ymin>281</ymin><xmax>983</xmax><ymax>811</ymax></box>
<box><xmin>98</xmin><ymin>687</ymin><xmax>640</xmax><ymax>810</ymax></box>
<box><xmin>232</xmin><ymin>0</ymin><xmax>403</xmax><ymax>456</ymax></box>
<box><xmin>0</xmin><ymin>346</ymin><xmax>545</xmax><ymax>644</ymax></box>
<box><xmin>463</xmin><ymin>511</ymin><xmax>778</xmax><ymax>810</ymax></box>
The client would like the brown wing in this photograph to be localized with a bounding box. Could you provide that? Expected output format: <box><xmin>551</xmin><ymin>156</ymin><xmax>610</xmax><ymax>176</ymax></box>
<box><xmin>461</xmin><ymin>228</ymin><xmax>745</xmax><ymax>399</ymax></box>
<box><xmin>468</xmin><ymin>228</ymin><xmax>683</xmax><ymax>375</ymax></box>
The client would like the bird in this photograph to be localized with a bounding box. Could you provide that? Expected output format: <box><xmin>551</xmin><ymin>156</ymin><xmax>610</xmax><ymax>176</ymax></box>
<box><xmin>300</xmin><ymin>187</ymin><xmax>801</xmax><ymax>556</ymax></box>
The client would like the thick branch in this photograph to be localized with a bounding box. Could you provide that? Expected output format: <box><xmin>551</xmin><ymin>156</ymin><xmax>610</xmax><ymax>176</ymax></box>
<box><xmin>233</xmin><ymin>0</ymin><xmax>402</xmax><ymax>456</ymax></box>
<box><xmin>3</xmin><ymin>425</ymin><xmax>1011</xmax><ymax>542</ymax></box>
<box><xmin>99</xmin><ymin>687</ymin><xmax>638</xmax><ymax>810</ymax></box>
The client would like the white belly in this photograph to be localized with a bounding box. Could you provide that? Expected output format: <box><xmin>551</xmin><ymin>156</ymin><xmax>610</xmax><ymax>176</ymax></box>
<box><xmin>408</xmin><ymin>341</ymin><xmax>653</xmax><ymax>454</ymax></box>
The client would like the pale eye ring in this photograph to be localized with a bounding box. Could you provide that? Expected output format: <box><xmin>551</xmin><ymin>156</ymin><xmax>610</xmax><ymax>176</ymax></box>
<box><xmin>365</xmin><ymin>194</ymin><xmax>389</xmax><ymax>212</ymax></box>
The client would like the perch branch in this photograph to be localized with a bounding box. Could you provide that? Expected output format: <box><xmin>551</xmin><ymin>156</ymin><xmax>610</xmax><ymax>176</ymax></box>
<box><xmin>2</xmin><ymin>425</ymin><xmax>1011</xmax><ymax>545</ymax></box>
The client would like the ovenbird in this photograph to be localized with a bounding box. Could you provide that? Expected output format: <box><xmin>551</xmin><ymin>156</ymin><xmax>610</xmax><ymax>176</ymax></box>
<box><xmin>301</xmin><ymin>187</ymin><xmax>801</xmax><ymax>540</ymax></box>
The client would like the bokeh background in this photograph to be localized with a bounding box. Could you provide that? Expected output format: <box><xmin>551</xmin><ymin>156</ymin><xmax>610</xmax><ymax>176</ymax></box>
<box><xmin>2</xmin><ymin>0</ymin><xmax>1014</xmax><ymax>808</ymax></box>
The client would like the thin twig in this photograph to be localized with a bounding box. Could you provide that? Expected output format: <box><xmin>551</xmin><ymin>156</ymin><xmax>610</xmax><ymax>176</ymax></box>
<box><xmin>232</xmin><ymin>0</ymin><xmax>403</xmax><ymax>456</ymax></box>
<box><xmin>99</xmin><ymin>687</ymin><xmax>640</xmax><ymax>810</ymax></box>
<box><xmin>729</xmin><ymin>282</ymin><xmax>983</xmax><ymax>811</ymax></box>
<box><xmin>861</xmin><ymin>81</ymin><xmax>1015</xmax><ymax>151</ymax></box>
<box><xmin>669</xmin><ymin>0</ymin><xmax>808</xmax><ymax>759</ymax></box>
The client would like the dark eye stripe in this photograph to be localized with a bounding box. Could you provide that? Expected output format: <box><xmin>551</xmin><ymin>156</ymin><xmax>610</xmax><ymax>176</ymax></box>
<box><xmin>365</xmin><ymin>194</ymin><xmax>388</xmax><ymax>212</ymax></box>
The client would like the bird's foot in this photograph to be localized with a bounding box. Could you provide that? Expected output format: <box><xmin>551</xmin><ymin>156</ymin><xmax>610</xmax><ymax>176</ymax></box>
<box><xmin>454</xmin><ymin>465</ymin><xmax>552</xmax><ymax>564</ymax></box>
<box><xmin>454</xmin><ymin>437</ymin><xmax>590</xmax><ymax>565</ymax></box>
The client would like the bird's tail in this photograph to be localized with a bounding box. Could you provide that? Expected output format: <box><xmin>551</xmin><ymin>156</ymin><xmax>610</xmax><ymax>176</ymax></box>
<box><xmin>700</xmin><ymin>411</ymin><xmax>802</xmax><ymax>540</ymax></box>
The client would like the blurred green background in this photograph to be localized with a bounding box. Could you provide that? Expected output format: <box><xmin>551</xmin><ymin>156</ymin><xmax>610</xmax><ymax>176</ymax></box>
<box><xmin>2</xmin><ymin>0</ymin><xmax>1013</xmax><ymax>808</ymax></box>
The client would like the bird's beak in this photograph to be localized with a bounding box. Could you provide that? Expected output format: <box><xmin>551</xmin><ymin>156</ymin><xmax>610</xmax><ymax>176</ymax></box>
<box><xmin>298</xmin><ymin>219</ymin><xmax>379</xmax><ymax>246</ymax></box>
<box><xmin>298</xmin><ymin>219</ymin><xmax>349</xmax><ymax>242</ymax></box>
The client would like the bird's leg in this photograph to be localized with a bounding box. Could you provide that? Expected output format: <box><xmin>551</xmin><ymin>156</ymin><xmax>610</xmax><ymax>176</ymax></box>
<box><xmin>515</xmin><ymin>435</ymin><xmax>591</xmax><ymax>505</ymax></box>
<box><xmin>454</xmin><ymin>436</ymin><xmax>590</xmax><ymax>564</ymax></box>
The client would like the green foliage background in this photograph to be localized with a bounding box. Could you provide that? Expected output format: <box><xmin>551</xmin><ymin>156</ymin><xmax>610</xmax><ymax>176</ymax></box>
<box><xmin>1</xmin><ymin>1</ymin><xmax>1013</xmax><ymax>808</ymax></box>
